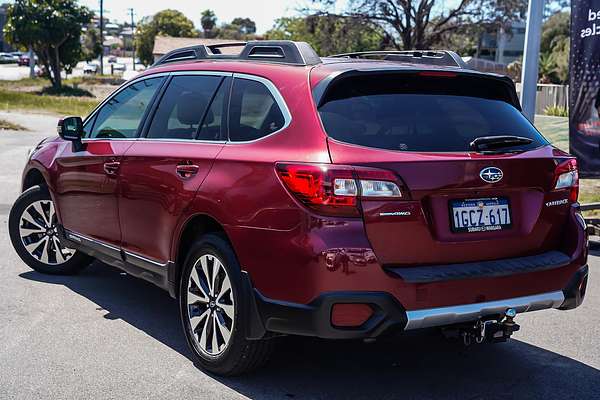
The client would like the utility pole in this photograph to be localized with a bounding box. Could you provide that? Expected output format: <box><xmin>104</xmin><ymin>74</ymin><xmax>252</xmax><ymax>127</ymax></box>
<box><xmin>128</xmin><ymin>8</ymin><xmax>135</xmax><ymax>71</ymax></box>
<box><xmin>99</xmin><ymin>0</ymin><xmax>104</xmax><ymax>75</ymax></box>
<box><xmin>519</xmin><ymin>0</ymin><xmax>544</xmax><ymax>122</ymax></box>
<box><xmin>28</xmin><ymin>45</ymin><xmax>35</xmax><ymax>79</ymax></box>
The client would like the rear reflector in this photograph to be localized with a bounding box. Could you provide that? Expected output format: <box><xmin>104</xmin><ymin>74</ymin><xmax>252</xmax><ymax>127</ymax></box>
<box><xmin>331</xmin><ymin>303</ymin><xmax>373</xmax><ymax>327</ymax></box>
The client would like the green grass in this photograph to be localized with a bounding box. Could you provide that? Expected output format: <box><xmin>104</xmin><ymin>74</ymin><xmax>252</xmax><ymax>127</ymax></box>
<box><xmin>64</xmin><ymin>75</ymin><xmax>125</xmax><ymax>86</ymax></box>
<box><xmin>535</xmin><ymin>115</ymin><xmax>569</xmax><ymax>152</ymax></box>
<box><xmin>0</xmin><ymin>88</ymin><xmax>98</xmax><ymax>117</ymax></box>
<box><xmin>0</xmin><ymin>77</ymin><xmax>45</xmax><ymax>89</ymax></box>
<box><xmin>0</xmin><ymin>119</ymin><xmax>27</xmax><ymax>131</ymax></box>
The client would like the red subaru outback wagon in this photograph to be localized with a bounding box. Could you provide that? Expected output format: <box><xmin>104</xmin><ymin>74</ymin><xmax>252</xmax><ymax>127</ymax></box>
<box><xmin>9</xmin><ymin>41</ymin><xmax>589</xmax><ymax>375</ymax></box>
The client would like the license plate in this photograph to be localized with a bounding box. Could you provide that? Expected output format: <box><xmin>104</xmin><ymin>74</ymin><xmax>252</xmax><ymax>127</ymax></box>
<box><xmin>450</xmin><ymin>197</ymin><xmax>512</xmax><ymax>233</ymax></box>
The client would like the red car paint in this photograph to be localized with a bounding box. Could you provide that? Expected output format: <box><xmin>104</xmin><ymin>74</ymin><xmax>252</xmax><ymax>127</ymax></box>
<box><xmin>22</xmin><ymin>56</ymin><xmax>587</xmax><ymax>317</ymax></box>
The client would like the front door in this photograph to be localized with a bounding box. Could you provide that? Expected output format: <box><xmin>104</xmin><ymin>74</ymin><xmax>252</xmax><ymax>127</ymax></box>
<box><xmin>54</xmin><ymin>76</ymin><xmax>165</xmax><ymax>248</ymax></box>
<box><xmin>117</xmin><ymin>73</ymin><xmax>230</xmax><ymax>264</ymax></box>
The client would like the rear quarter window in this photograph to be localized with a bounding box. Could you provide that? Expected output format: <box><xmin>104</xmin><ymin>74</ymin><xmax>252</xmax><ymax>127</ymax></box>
<box><xmin>318</xmin><ymin>73</ymin><xmax>548</xmax><ymax>152</ymax></box>
<box><xmin>228</xmin><ymin>78</ymin><xmax>286</xmax><ymax>142</ymax></box>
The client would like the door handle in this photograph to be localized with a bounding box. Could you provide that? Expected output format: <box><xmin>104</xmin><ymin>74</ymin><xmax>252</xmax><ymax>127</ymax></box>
<box><xmin>176</xmin><ymin>163</ymin><xmax>200</xmax><ymax>179</ymax></box>
<box><xmin>103</xmin><ymin>161</ymin><xmax>120</xmax><ymax>175</ymax></box>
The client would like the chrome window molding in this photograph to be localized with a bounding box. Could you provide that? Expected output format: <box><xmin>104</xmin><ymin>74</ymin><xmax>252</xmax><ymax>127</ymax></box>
<box><xmin>81</xmin><ymin>70</ymin><xmax>292</xmax><ymax>145</ymax></box>
<box><xmin>226</xmin><ymin>72</ymin><xmax>292</xmax><ymax>144</ymax></box>
<box><xmin>136</xmin><ymin>138</ymin><xmax>227</xmax><ymax>144</ymax></box>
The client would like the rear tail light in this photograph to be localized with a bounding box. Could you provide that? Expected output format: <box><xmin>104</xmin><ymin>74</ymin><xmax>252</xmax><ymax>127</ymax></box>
<box><xmin>553</xmin><ymin>159</ymin><xmax>579</xmax><ymax>202</ymax></box>
<box><xmin>276</xmin><ymin>163</ymin><xmax>403</xmax><ymax>217</ymax></box>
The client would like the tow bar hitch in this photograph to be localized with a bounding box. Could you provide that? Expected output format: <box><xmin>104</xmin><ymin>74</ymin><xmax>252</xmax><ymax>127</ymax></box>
<box><xmin>459</xmin><ymin>308</ymin><xmax>520</xmax><ymax>346</ymax></box>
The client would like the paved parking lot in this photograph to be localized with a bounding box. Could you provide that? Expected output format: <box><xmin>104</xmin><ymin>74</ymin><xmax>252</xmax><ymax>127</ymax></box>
<box><xmin>0</xmin><ymin>111</ymin><xmax>598</xmax><ymax>399</ymax></box>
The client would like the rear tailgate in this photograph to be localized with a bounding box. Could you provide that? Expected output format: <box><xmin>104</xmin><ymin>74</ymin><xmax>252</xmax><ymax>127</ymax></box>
<box><xmin>317</xmin><ymin>70</ymin><xmax>577</xmax><ymax>266</ymax></box>
<box><xmin>328</xmin><ymin>141</ymin><xmax>573</xmax><ymax>266</ymax></box>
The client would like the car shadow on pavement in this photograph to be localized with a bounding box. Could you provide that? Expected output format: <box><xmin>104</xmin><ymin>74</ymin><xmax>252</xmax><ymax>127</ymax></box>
<box><xmin>20</xmin><ymin>261</ymin><xmax>600</xmax><ymax>400</ymax></box>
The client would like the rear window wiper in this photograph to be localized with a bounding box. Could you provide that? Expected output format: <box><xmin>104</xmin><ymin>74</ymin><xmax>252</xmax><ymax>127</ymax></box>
<box><xmin>469</xmin><ymin>135</ymin><xmax>533</xmax><ymax>152</ymax></box>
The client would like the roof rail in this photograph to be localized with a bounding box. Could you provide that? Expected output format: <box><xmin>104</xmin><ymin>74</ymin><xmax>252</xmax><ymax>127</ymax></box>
<box><xmin>152</xmin><ymin>40</ymin><xmax>322</xmax><ymax>67</ymax></box>
<box><xmin>328</xmin><ymin>50</ymin><xmax>468</xmax><ymax>69</ymax></box>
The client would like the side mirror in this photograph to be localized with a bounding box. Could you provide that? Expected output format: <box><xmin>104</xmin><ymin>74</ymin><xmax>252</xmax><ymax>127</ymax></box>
<box><xmin>57</xmin><ymin>116</ymin><xmax>83</xmax><ymax>141</ymax></box>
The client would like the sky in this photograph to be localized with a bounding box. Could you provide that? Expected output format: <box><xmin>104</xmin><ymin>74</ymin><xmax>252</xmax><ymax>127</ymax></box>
<box><xmin>77</xmin><ymin>0</ymin><xmax>315</xmax><ymax>34</ymax></box>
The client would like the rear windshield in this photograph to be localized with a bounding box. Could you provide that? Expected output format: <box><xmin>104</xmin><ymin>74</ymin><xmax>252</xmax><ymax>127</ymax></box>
<box><xmin>317</xmin><ymin>73</ymin><xmax>548</xmax><ymax>152</ymax></box>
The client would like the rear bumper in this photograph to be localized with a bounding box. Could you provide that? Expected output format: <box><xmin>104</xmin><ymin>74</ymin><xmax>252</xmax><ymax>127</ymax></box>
<box><xmin>251</xmin><ymin>264</ymin><xmax>588</xmax><ymax>339</ymax></box>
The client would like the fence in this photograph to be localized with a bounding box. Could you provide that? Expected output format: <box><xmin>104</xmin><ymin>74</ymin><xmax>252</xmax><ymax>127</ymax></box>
<box><xmin>516</xmin><ymin>83</ymin><xmax>569</xmax><ymax>115</ymax></box>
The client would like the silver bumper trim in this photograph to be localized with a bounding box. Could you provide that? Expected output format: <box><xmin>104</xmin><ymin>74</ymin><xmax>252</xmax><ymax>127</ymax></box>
<box><xmin>405</xmin><ymin>290</ymin><xmax>565</xmax><ymax>330</ymax></box>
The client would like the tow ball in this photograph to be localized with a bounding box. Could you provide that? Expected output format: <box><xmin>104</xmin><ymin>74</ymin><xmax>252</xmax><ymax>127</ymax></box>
<box><xmin>460</xmin><ymin>308</ymin><xmax>520</xmax><ymax>346</ymax></box>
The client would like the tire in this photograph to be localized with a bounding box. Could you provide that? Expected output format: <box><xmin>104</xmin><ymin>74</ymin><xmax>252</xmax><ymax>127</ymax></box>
<box><xmin>179</xmin><ymin>233</ymin><xmax>273</xmax><ymax>376</ymax></box>
<box><xmin>9</xmin><ymin>185</ymin><xmax>92</xmax><ymax>275</ymax></box>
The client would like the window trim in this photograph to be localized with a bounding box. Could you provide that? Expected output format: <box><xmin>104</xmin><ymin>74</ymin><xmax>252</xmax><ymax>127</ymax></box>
<box><xmin>81</xmin><ymin>72</ymin><xmax>170</xmax><ymax>141</ymax></box>
<box><xmin>226</xmin><ymin>73</ymin><xmax>292</xmax><ymax>144</ymax></box>
<box><xmin>137</xmin><ymin>70</ymin><xmax>233</xmax><ymax>144</ymax></box>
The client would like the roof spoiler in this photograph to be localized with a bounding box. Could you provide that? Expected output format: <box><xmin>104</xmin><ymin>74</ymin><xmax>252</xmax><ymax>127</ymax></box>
<box><xmin>152</xmin><ymin>40</ymin><xmax>322</xmax><ymax>68</ymax></box>
<box><xmin>328</xmin><ymin>50</ymin><xmax>469</xmax><ymax>69</ymax></box>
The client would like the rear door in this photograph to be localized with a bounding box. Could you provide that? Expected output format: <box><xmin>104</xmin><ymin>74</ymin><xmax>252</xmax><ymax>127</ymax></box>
<box><xmin>319</xmin><ymin>71</ymin><xmax>573</xmax><ymax>266</ymax></box>
<box><xmin>117</xmin><ymin>73</ymin><xmax>230</xmax><ymax>265</ymax></box>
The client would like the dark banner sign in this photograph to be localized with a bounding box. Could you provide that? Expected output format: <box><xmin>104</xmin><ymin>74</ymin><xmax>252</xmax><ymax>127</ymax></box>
<box><xmin>570</xmin><ymin>0</ymin><xmax>600</xmax><ymax>177</ymax></box>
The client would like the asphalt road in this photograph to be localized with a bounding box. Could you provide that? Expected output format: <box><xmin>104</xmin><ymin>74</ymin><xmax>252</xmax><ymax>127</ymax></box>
<box><xmin>0</xmin><ymin>111</ymin><xmax>598</xmax><ymax>400</ymax></box>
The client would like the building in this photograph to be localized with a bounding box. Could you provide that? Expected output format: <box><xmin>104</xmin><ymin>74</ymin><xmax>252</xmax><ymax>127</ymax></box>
<box><xmin>477</xmin><ymin>22</ymin><xmax>526</xmax><ymax>65</ymax></box>
<box><xmin>152</xmin><ymin>36</ymin><xmax>242</xmax><ymax>63</ymax></box>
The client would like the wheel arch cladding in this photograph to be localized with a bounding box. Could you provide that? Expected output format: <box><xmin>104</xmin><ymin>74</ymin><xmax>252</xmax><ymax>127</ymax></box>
<box><xmin>22</xmin><ymin>168</ymin><xmax>46</xmax><ymax>192</ymax></box>
<box><xmin>170</xmin><ymin>213</ymin><xmax>235</xmax><ymax>297</ymax></box>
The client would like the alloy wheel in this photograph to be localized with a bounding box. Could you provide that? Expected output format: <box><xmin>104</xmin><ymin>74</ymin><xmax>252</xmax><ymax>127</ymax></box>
<box><xmin>18</xmin><ymin>200</ymin><xmax>74</xmax><ymax>265</ymax></box>
<box><xmin>187</xmin><ymin>254</ymin><xmax>235</xmax><ymax>356</ymax></box>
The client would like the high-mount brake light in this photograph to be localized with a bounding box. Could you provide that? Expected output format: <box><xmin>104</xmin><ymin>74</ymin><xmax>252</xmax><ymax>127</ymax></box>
<box><xmin>276</xmin><ymin>163</ymin><xmax>404</xmax><ymax>217</ymax></box>
<box><xmin>418</xmin><ymin>71</ymin><xmax>457</xmax><ymax>78</ymax></box>
<box><xmin>553</xmin><ymin>159</ymin><xmax>579</xmax><ymax>202</ymax></box>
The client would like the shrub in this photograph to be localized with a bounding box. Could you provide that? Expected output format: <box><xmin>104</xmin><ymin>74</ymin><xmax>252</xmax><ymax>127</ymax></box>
<box><xmin>544</xmin><ymin>105</ymin><xmax>568</xmax><ymax>117</ymax></box>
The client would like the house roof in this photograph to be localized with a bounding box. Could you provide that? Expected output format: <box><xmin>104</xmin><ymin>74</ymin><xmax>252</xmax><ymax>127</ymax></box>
<box><xmin>152</xmin><ymin>36</ymin><xmax>242</xmax><ymax>56</ymax></box>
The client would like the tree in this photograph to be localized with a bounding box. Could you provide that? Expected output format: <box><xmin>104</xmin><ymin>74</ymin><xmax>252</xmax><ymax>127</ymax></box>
<box><xmin>231</xmin><ymin>18</ymin><xmax>256</xmax><ymax>35</ymax></box>
<box><xmin>311</xmin><ymin>0</ymin><xmax>530</xmax><ymax>50</ymax></box>
<box><xmin>266</xmin><ymin>15</ymin><xmax>382</xmax><ymax>55</ymax></box>
<box><xmin>135</xmin><ymin>9</ymin><xmax>197</xmax><ymax>66</ymax></box>
<box><xmin>4</xmin><ymin>0</ymin><xmax>92</xmax><ymax>88</ymax></box>
<box><xmin>201</xmin><ymin>9</ymin><xmax>217</xmax><ymax>38</ymax></box>
<box><xmin>538</xmin><ymin>11</ymin><xmax>570</xmax><ymax>83</ymax></box>
<box><xmin>82</xmin><ymin>25</ymin><xmax>103</xmax><ymax>62</ymax></box>
<box><xmin>217</xmin><ymin>17</ymin><xmax>258</xmax><ymax>40</ymax></box>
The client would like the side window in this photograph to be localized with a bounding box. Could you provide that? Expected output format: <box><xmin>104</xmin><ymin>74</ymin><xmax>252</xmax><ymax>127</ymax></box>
<box><xmin>146</xmin><ymin>75</ymin><xmax>223</xmax><ymax>140</ymax></box>
<box><xmin>86</xmin><ymin>77</ymin><xmax>164</xmax><ymax>139</ymax></box>
<box><xmin>228</xmin><ymin>78</ymin><xmax>285</xmax><ymax>142</ymax></box>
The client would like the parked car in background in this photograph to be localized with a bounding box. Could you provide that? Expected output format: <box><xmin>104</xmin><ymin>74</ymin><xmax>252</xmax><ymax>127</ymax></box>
<box><xmin>83</xmin><ymin>62</ymin><xmax>99</xmax><ymax>74</ymax></box>
<box><xmin>111</xmin><ymin>62</ymin><xmax>126</xmax><ymax>73</ymax></box>
<box><xmin>9</xmin><ymin>41</ymin><xmax>589</xmax><ymax>376</ymax></box>
<box><xmin>107</xmin><ymin>55</ymin><xmax>118</xmax><ymax>63</ymax></box>
<box><xmin>9</xmin><ymin>52</ymin><xmax>23</xmax><ymax>62</ymax></box>
<box><xmin>0</xmin><ymin>53</ymin><xmax>16</xmax><ymax>63</ymax></box>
